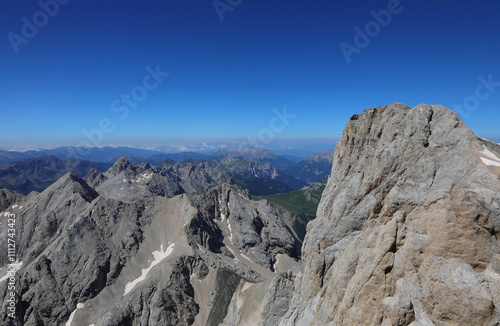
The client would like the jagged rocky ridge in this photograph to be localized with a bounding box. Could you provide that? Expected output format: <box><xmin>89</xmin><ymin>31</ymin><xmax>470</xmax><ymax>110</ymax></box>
<box><xmin>265</xmin><ymin>103</ymin><xmax>500</xmax><ymax>325</ymax></box>
<box><xmin>0</xmin><ymin>169</ymin><xmax>299</xmax><ymax>325</ymax></box>
<box><xmin>0</xmin><ymin>102</ymin><xmax>499</xmax><ymax>325</ymax></box>
<box><xmin>0</xmin><ymin>148</ymin><xmax>323</xmax><ymax>197</ymax></box>
<box><xmin>85</xmin><ymin>156</ymin><xmax>305</xmax><ymax>202</ymax></box>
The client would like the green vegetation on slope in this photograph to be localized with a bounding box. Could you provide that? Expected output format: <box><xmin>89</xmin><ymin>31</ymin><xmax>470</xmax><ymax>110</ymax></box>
<box><xmin>233</xmin><ymin>178</ymin><xmax>293</xmax><ymax>196</ymax></box>
<box><xmin>253</xmin><ymin>180</ymin><xmax>326</xmax><ymax>255</ymax></box>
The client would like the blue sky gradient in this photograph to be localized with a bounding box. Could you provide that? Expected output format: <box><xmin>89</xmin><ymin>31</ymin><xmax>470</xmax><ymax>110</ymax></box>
<box><xmin>1</xmin><ymin>0</ymin><xmax>499</xmax><ymax>151</ymax></box>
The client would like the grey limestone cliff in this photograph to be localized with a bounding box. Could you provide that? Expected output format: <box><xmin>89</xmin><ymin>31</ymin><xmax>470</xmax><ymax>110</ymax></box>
<box><xmin>268</xmin><ymin>103</ymin><xmax>500</xmax><ymax>325</ymax></box>
<box><xmin>0</xmin><ymin>168</ymin><xmax>298</xmax><ymax>325</ymax></box>
<box><xmin>1</xmin><ymin>102</ymin><xmax>499</xmax><ymax>326</ymax></box>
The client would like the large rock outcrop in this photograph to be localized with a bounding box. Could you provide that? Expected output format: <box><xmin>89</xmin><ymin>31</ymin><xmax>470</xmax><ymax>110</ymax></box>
<box><xmin>1</xmin><ymin>102</ymin><xmax>498</xmax><ymax>326</ymax></box>
<box><xmin>0</xmin><ymin>169</ymin><xmax>298</xmax><ymax>325</ymax></box>
<box><xmin>273</xmin><ymin>103</ymin><xmax>500</xmax><ymax>325</ymax></box>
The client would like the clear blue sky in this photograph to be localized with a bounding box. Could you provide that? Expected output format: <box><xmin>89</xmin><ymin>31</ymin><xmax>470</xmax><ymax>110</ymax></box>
<box><xmin>1</xmin><ymin>0</ymin><xmax>499</xmax><ymax>151</ymax></box>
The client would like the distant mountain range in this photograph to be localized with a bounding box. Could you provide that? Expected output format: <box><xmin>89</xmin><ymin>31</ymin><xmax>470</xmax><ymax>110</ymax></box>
<box><xmin>0</xmin><ymin>154</ymin><xmax>309</xmax><ymax>197</ymax></box>
<box><xmin>0</xmin><ymin>156</ymin><xmax>111</xmax><ymax>195</ymax></box>
<box><xmin>0</xmin><ymin>146</ymin><xmax>162</xmax><ymax>165</ymax></box>
<box><xmin>0</xmin><ymin>146</ymin><xmax>314</xmax><ymax>165</ymax></box>
<box><xmin>115</xmin><ymin>147</ymin><xmax>302</xmax><ymax>169</ymax></box>
<box><xmin>117</xmin><ymin>152</ymin><xmax>209</xmax><ymax>165</ymax></box>
<box><xmin>282</xmin><ymin>149</ymin><xmax>334</xmax><ymax>183</ymax></box>
<box><xmin>3</xmin><ymin>103</ymin><xmax>499</xmax><ymax>325</ymax></box>
<box><xmin>0</xmin><ymin>147</ymin><xmax>334</xmax><ymax>196</ymax></box>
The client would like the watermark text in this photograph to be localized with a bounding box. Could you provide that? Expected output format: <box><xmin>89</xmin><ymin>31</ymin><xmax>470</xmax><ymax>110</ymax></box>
<box><xmin>8</xmin><ymin>0</ymin><xmax>71</xmax><ymax>54</ymax></box>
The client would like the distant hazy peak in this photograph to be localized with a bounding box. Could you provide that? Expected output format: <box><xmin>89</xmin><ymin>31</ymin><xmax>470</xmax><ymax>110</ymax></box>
<box><xmin>304</xmin><ymin>149</ymin><xmax>334</xmax><ymax>163</ymax></box>
<box><xmin>212</xmin><ymin>147</ymin><xmax>278</xmax><ymax>159</ymax></box>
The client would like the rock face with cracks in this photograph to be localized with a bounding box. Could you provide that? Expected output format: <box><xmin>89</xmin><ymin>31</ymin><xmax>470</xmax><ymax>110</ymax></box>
<box><xmin>1</xmin><ymin>102</ymin><xmax>499</xmax><ymax>326</ymax></box>
<box><xmin>272</xmin><ymin>103</ymin><xmax>500</xmax><ymax>325</ymax></box>
<box><xmin>0</xmin><ymin>167</ymin><xmax>298</xmax><ymax>325</ymax></box>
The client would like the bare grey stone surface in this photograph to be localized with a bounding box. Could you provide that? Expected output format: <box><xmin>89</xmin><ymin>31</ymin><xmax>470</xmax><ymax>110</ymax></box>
<box><xmin>0</xmin><ymin>189</ymin><xmax>24</xmax><ymax>212</ymax></box>
<box><xmin>273</xmin><ymin>103</ymin><xmax>500</xmax><ymax>325</ymax></box>
<box><xmin>0</xmin><ymin>169</ymin><xmax>297</xmax><ymax>325</ymax></box>
<box><xmin>1</xmin><ymin>102</ymin><xmax>498</xmax><ymax>325</ymax></box>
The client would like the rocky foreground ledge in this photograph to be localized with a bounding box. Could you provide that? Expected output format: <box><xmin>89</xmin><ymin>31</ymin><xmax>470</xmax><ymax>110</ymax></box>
<box><xmin>0</xmin><ymin>102</ymin><xmax>499</xmax><ymax>325</ymax></box>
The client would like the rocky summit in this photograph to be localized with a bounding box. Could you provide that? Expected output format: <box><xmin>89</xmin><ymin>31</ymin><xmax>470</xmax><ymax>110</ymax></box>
<box><xmin>272</xmin><ymin>103</ymin><xmax>500</xmax><ymax>325</ymax></box>
<box><xmin>0</xmin><ymin>102</ymin><xmax>499</xmax><ymax>325</ymax></box>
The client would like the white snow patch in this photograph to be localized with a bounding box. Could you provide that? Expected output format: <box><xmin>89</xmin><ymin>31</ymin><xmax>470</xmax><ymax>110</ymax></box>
<box><xmin>65</xmin><ymin>303</ymin><xmax>84</xmax><ymax>326</ymax></box>
<box><xmin>273</xmin><ymin>254</ymin><xmax>281</xmax><ymax>271</ymax></box>
<box><xmin>19</xmin><ymin>206</ymin><xmax>23</xmax><ymax>209</ymax></box>
<box><xmin>3</xmin><ymin>212</ymin><xmax>10</xmax><ymax>217</ymax></box>
<box><xmin>228</xmin><ymin>222</ymin><xmax>233</xmax><ymax>242</ymax></box>
<box><xmin>65</xmin><ymin>310</ymin><xmax>76</xmax><ymax>325</ymax></box>
<box><xmin>0</xmin><ymin>261</ymin><xmax>23</xmax><ymax>283</ymax></box>
<box><xmin>123</xmin><ymin>179</ymin><xmax>128</xmax><ymax>182</ymax></box>
<box><xmin>481</xmin><ymin>157</ymin><xmax>500</xmax><ymax>167</ymax></box>
<box><xmin>123</xmin><ymin>243</ymin><xmax>175</xmax><ymax>296</ymax></box>
<box><xmin>11</xmin><ymin>205</ymin><xmax>18</xmax><ymax>209</ymax></box>
<box><xmin>218</xmin><ymin>197</ymin><xmax>227</xmax><ymax>222</ymax></box>
<box><xmin>481</xmin><ymin>146</ymin><xmax>500</xmax><ymax>162</ymax></box>
<box><xmin>190</xmin><ymin>273</ymin><xmax>202</xmax><ymax>282</ymax></box>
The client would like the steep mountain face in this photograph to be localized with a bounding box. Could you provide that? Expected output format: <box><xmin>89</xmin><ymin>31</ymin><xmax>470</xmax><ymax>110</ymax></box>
<box><xmin>271</xmin><ymin>103</ymin><xmax>500</xmax><ymax>325</ymax></box>
<box><xmin>3</xmin><ymin>102</ymin><xmax>497</xmax><ymax>326</ymax></box>
<box><xmin>0</xmin><ymin>189</ymin><xmax>25</xmax><ymax>212</ymax></box>
<box><xmin>282</xmin><ymin>150</ymin><xmax>334</xmax><ymax>184</ymax></box>
<box><xmin>0</xmin><ymin>156</ymin><xmax>111</xmax><ymax>195</ymax></box>
<box><xmin>0</xmin><ymin>170</ymin><xmax>298</xmax><ymax>325</ymax></box>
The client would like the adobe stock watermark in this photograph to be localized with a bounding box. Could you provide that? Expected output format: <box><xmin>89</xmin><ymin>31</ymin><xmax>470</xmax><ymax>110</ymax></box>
<box><xmin>340</xmin><ymin>0</ymin><xmax>411</xmax><ymax>64</ymax></box>
<box><xmin>239</xmin><ymin>107</ymin><xmax>296</xmax><ymax>148</ymax></box>
<box><xmin>213</xmin><ymin>0</ymin><xmax>243</xmax><ymax>21</ymax></box>
<box><xmin>75</xmin><ymin>65</ymin><xmax>169</xmax><ymax>158</ymax></box>
<box><xmin>453</xmin><ymin>74</ymin><xmax>500</xmax><ymax>119</ymax></box>
<box><xmin>4</xmin><ymin>212</ymin><xmax>20</xmax><ymax>320</ymax></box>
<box><xmin>7</xmin><ymin>0</ymin><xmax>71</xmax><ymax>54</ymax></box>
